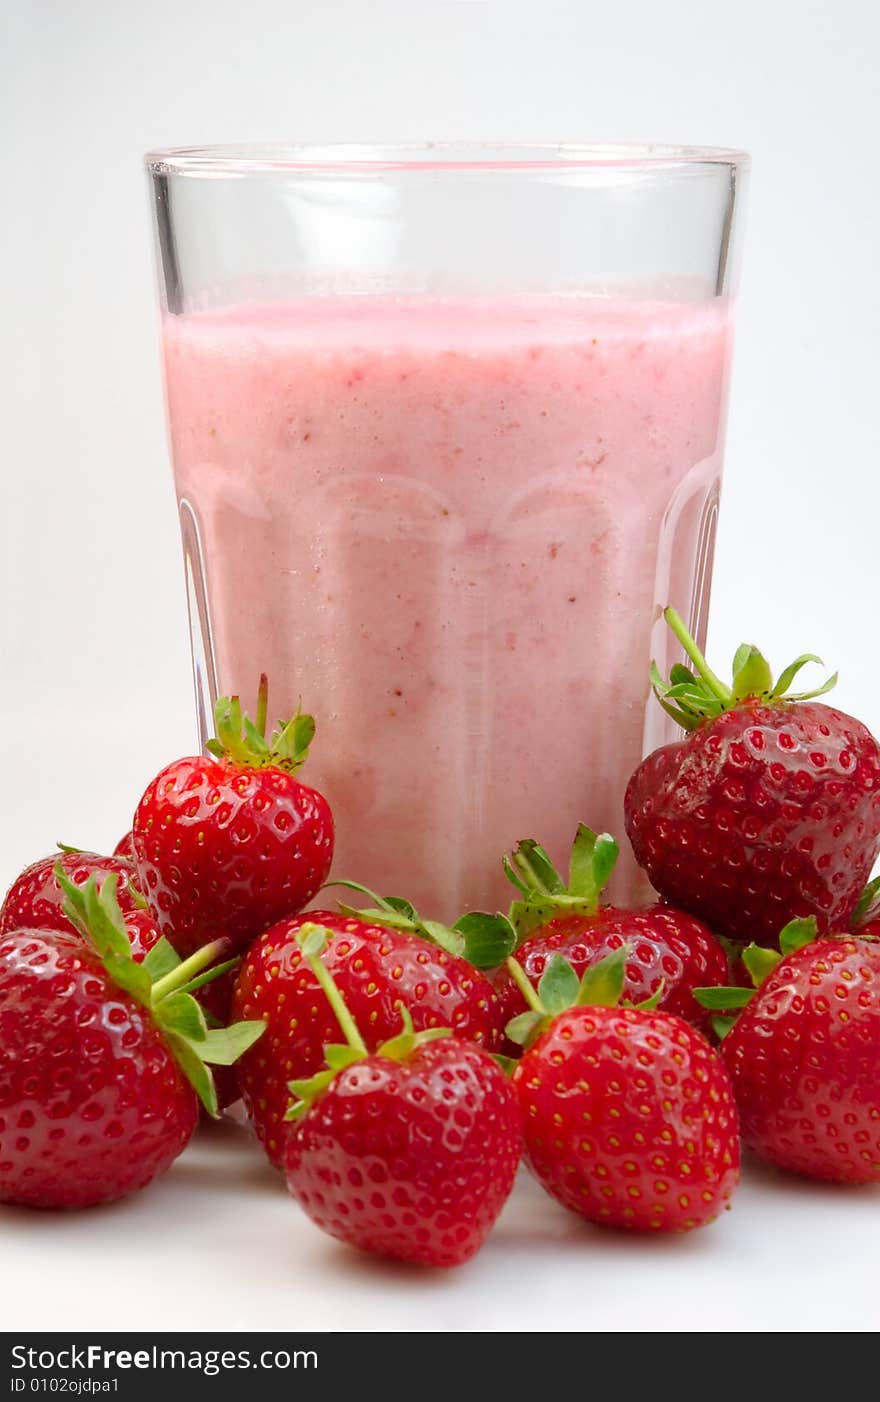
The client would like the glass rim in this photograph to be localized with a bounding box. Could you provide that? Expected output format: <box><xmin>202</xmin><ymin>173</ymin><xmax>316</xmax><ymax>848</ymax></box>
<box><xmin>144</xmin><ymin>141</ymin><xmax>750</xmax><ymax>175</ymax></box>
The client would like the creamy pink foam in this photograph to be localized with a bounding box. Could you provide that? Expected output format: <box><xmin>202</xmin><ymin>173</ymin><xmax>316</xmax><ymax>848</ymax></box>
<box><xmin>163</xmin><ymin>295</ymin><xmax>733</xmax><ymax>918</ymax></box>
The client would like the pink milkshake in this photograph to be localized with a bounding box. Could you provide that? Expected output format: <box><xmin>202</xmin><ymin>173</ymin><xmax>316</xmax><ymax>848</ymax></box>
<box><xmin>163</xmin><ymin>294</ymin><xmax>733</xmax><ymax>919</ymax></box>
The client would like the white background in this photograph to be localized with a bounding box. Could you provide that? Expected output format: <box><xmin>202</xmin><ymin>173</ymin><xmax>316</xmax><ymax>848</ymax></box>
<box><xmin>2</xmin><ymin>0</ymin><xmax>879</xmax><ymax>1334</ymax></box>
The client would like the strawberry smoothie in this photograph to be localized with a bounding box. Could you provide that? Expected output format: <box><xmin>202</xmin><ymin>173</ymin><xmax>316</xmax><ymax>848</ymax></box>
<box><xmin>163</xmin><ymin>295</ymin><xmax>733</xmax><ymax>918</ymax></box>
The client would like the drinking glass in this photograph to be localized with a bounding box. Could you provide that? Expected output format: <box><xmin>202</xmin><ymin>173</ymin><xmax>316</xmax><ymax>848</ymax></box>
<box><xmin>146</xmin><ymin>143</ymin><xmax>748</xmax><ymax>918</ymax></box>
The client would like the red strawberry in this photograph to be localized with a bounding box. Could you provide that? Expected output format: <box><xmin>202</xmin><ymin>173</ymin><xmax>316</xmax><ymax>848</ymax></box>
<box><xmin>508</xmin><ymin>947</ymin><xmax>739</xmax><ymax>1232</ymax></box>
<box><xmin>42</xmin><ymin>869</ymin><xmax>238</xmax><ymax>1109</ymax></box>
<box><xmin>0</xmin><ymin>850</ymin><xmax>142</xmax><ymax>939</ymax></box>
<box><xmin>492</xmin><ymin>826</ymin><xmax>728</xmax><ymax>1042</ymax></box>
<box><xmin>132</xmin><ymin>678</ymin><xmax>334</xmax><ymax>957</ymax></box>
<box><xmin>0</xmin><ymin>873</ymin><xmax>264</xmax><ymax>1208</ymax></box>
<box><xmin>232</xmin><ymin>909</ymin><xmax>504</xmax><ymax>1167</ymax></box>
<box><xmin>113</xmin><ymin>832</ymin><xmax>136</xmax><ymax>862</ymax></box>
<box><xmin>283</xmin><ymin>925</ymin><xmax>522</xmax><ymax>1267</ymax></box>
<box><xmin>0</xmin><ymin>930</ymin><xmax>197</xmax><ymax>1210</ymax></box>
<box><xmin>625</xmin><ymin>607</ymin><xmax>880</xmax><ymax>945</ymax></box>
<box><xmin>697</xmin><ymin>918</ymin><xmax>880</xmax><ymax>1183</ymax></box>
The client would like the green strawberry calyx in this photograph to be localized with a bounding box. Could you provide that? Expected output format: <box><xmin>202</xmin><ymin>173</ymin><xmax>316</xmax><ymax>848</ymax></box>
<box><xmin>852</xmin><ymin>873</ymin><xmax>880</xmax><ymax>929</ymax></box>
<box><xmin>693</xmin><ymin>915</ymin><xmax>819</xmax><ymax>1038</ymax></box>
<box><xmin>504</xmin><ymin>945</ymin><xmax>662</xmax><ymax>1051</ymax></box>
<box><xmin>327</xmin><ymin>880</ymin><xmax>518</xmax><ymax>970</ymax></box>
<box><xmin>284</xmin><ymin>924</ymin><xmax>451</xmax><ymax>1121</ymax></box>
<box><xmin>205</xmin><ymin>672</ymin><xmax>315</xmax><ymax>774</ymax></box>
<box><xmin>652</xmin><ymin>606</ymin><xmax>838</xmax><ymax>733</ymax></box>
<box><xmin>503</xmin><ymin>823</ymin><xmax>619</xmax><ymax>940</ymax></box>
<box><xmin>57</xmin><ymin>866</ymin><xmax>265</xmax><ymax>1117</ymax></box>
<box><xmin>54</xmin><ymin>843</ymin><xmax>148</xmax><ymax>909</ymax></box>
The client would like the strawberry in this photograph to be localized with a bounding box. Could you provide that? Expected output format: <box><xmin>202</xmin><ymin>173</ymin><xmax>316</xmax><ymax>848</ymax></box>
<box><xmin>56</xmin><ymin>869</ymin><xmax>241</xmax><ymax>1110</ymax></box>
<box><xmin>508</xmin><ymin>947</ymin><xmax>740</xmax><ymax>1231</ymax></box>
<box><xmin>283</xmin><ymin>925</ymin><xmax>522</xmax><ymax>1267</ymax></box>
<box><xmin>132</xmin><ymin>677</ymin><xmax>334</xmax><ymax>957</ymax></box>
<box><xmin>61</xmin><ymin>876</ymin><xmax>162</xmax><ymax>965</ymax></box>
<box><xmin>696</xmin><ymin>918</ymin><xmax>880</xmax><ymax>1183</ymax></box>
<box><xmin>0</xmin><ymin>872</ymin><xmax>264</xmax><ymax>1208</ymax></box>
<box><xmin>0</xmin><ymin>850</ymin><xmax>143</xmax><ymax>939</ymax></box>
<box><xmin>113</xmin><ymin>832</ymin><xmax>136</xmax><ymax>861</ymax></box>
<box><xmin>232</xmin><ymin>909</ymin><xmax>504</xmax><ymax>1167</ymax></box>
<box><xmin>625</xmin><ymin>607</ymin><xmax>880</xmax><ymax>945</ymax></box>
<box><xmin>492</xmin><ymin>826</ymin><xmax>729</xmax><ymax>1042</ymax></box>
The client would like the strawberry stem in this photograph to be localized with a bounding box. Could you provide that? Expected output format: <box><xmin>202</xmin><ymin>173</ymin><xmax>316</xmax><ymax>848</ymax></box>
<box><xmin>151</xmin><ymin>938</ymin><xmax>231</xmax><ymax>1002</ymax></box>
<box><xmin>205</xmin><ymin>677</ymin><xmax>316</xmax><ymax>773</ymax></box>
<box><xmin>285</xmin><ymin>931</ymin><xmax>454</xmax><ymax>1123</ymax></box>
<box><xmin>173</xmin><ymin>957</ymin><xmax>240</xmax><ymax>997</ymax></box>
<box><xmin>255</xmin><ymin>672</ymin><xmax>269</xmax><ymax>740</ymax></box>
<box><xmin>505</xmin><ymin>956</ymin><xmax>545</xmax><ymax>1015</ymax></box>
<box><xmin>509</xmin><ymin>846</ymin><xmax>554</xmax><ymax>898</ymax></box>
<box><xmin>651</xmin><ymin>616</ymin><xmax>838</xmax><ymax>731</ymax></box>
<box><xmin>126</xmin><ymin>880</ymin><xmax>148</xmax><ymax>911</ymax></box>
<box><xmin>664</xmin><ymin>606</ymin><xmax>732</xmax><ymax>705</ymax></box>
<box><xmin>504</xmin><ymin>826</ymin><xmax>617</xmax><ymax>938</ymax></box>
<box><xmin>299</xmin><ymin>923</ymin><xmax>368</xmax><ymax>1054</ymax></box>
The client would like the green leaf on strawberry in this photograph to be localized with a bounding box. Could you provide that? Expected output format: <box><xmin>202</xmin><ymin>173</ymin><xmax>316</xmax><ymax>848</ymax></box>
<box><xmin>852</xmin><ymin>873</ymin><xmax>880</xmax><ymax>928</ymax></box>
<box><xmin>160</xmin><ymin>991</ymin><xmax>209</xmax><ymax>1041</ymax></box>
<box><xmin>731</xmin><ymin>645</ymin><xmax>773</xmax><ymax>702</ymax></box>
<box><xmin>692</xmin><ymin>985</ymin><xmax>755</xmax><ymax>1010</ymax></box>
<box><xmin>56</xmin><ymin>865</ymin><xmax>264</xmax><ymax>1117</ymax></box>
<box><xmin>205</xmin><ymin>672</ymin><xmax>316</xmax><ymax>774</ymax></box>
<box><xmin>575</xmin><ymin>943</ymin><xmax>627</xmax><ymax>1006</ymax></box>
<box><xmin>537</xmin><ymin>953</ymin><xmax>580</xmax><ymax>1014</ymax></box>
<box><xmin>324</xmin><ymin>1044</ymin><xmax>365</xmax><ymax>1073</ymax></box>
<box><xmin>505</xmin><ymin>1010</ymin><xmax>545</xmax><ymax>1047</ymax></box>
<box><xmin>503</xmin><ymin>823</ymin><xmax>620</xmax><ymax>939</ymax></box>
<box><xmin>284</xmin><ymin>924</ymin><xmax>453</xmax><ymax>1121</ymax></box>
<box><xmin>693</xmin><ymin>915</ymin><xmax>821</xmax><ymax>1033</ymax></box>
<box><xmin>504</xmin><ymin>944</ymin><xmax>647</xmax><ymax>1050</ymax></box>
<box><xmin>141</xmin><ymin>937</ymin><xmax>185</xmax><ymax>982</ymax></box>
<box><xmin>779</xmin><ymin>917</ymin><xmax>819</xmax><ymax>956</ymax></box>
<box><xmin>651</xmin><ymin>606</ymin><xmax>838</xmax><ymax>732</ymax></box>
<box><xmin>741</xmin><ymin>944</ymin><xmax>780</xmax><ymax>986</ymax></box>
<box><xmin>453</xmin><ymin>912</ymin><xmax>518</xmax><ymax>968</ymax></box>
<box><xmin>172</xmin><ymin>957</ymin><xmax>242</xmax><ymax>998</ymax></box>
<box><xmin>62</xmin><ymin>871</ymin><xmax>132</xmax><ymax>963</ymax></box>
<box><xmin>199</xmin><ymin>1024</ymin><xmax>268</xmax><ymax>1066</ymax></box>
<box><xmin>328</xmin><ymin>879</ymin><xmax>517</xmax><ymax>969</ymax></box>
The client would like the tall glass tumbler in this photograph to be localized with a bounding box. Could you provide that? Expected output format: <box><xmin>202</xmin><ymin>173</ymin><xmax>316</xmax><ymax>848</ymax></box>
<box><xmin>146</xmin><ymin>144</ymin><xmax>748</xmax><ymax>919</ymax></box>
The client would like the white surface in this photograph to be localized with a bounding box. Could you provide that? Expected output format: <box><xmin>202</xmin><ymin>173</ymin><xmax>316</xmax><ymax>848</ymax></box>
<box><xmin>3</xmin><ymin>0</ymin><xmax>880</xmax><ymax>1333</ymax></box>
<box><xmin>1</xmin><ymin>1118</ymin><xmax>877</xmax><ymax>1333</ymax></box>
